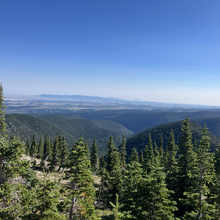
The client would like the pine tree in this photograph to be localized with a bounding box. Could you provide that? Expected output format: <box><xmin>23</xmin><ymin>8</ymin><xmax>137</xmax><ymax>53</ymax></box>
<box><xmin>121</xmin><ymin>160</ymin><xmax>143</xmax><ymax>219</ymax></box>
<box><xmin>58</xmin><ymin>136</ymin><xmax>69</xmax><ymax>172</ymax></box>
<box><xmin>50</xmin><ymin>137</ymin><xmax>61</xmax><ymax>172</ymax></box>
<box><xmin>64</xmin><ymin>137</ymin><xmax>100</xmax><ymax>220</ymax></box>
<box><xmin>175</xmin><ymin>116</ymin><xmax>197</xmax><ymax>217</ymax></box>
<box><xmin>106</xmin><ymin>136</ymin><xmax>116</xmax><ymax>174</ymax></box>
<box><xmin>159</xmin><ymin>134</ymin><xmax>164</xmax><ymax>166</ymax></box>
<box><xmin>141</xmin><ymin>158</ymin><xmax>177</xmax><ymax>219</ymax></box>
<box><xmin>110</xmin><ymin>194</ymin><xmax>124</xmax><ymax>220</ymax></box>
<box><xmin>154</xmin><ymin>142</ymin><xmax>159</xmax><ymax>158</ymax></box>
<box><xmin>0</xmin><ymin>139</ymin><xmax>39</xmax><ymax>218</ymax></box>
<box><xmin>90</xmin><ymin>137</ymin><xmax>99</xmax><ymax>174</ymax></box>
<box><xmin>159</xmin><ymin>133</ymin><xmax>164</xmax><ymax>157</ymax></box>
<box><xmin>165</xmin><ymin>130</ymin><xmax>178</xmax><ymax>194</ymax></box>
<box><xmin>98</xmin><ymin>156</ymin><xmax>109</xmax><ymax>200</ymax></box>
<box><xmin>37</xmin><ymin>134</ymin><xmax>44</xmax><ymax>159</ymax></box>
<box><xmin>31</xmin><ymin>172</ymin><xmax>66</xmax><ymax>220</ymax></box>
<box><xmin>119</xmin><ymin>134</ymin><xmax>127</xmax><ymax>168</ymax></box>
<box><xmin>26</xmin><ymin>137</ymin><xmax>31</xmax><ymax>156</ymax></box>
<box><xmin>139</xmin><ymin>149</ymin><xmax>144</xmax><ymax>165</ymax></box>
<box><xmin>30</xmin><ymin>134</ymin><xmax>38</xmax><ymax>167</ymax></box>
<box><xmin>107</xmin><ymin>149</ymin><xmax>123</xmax><ymax>204</ymax></box>
<box><xmin>0</xmin><ymin>83</ymin><xmax>7</xmax><ymax>138</ymax></box>
<box><xmin>183</xmin><ymin>124</ymin><xmax>215</xmax><ymax>219</ymax></box>
<box><xmin>129</xmin><ymin>148</ymin><xmax>139</xmax><ymax>163</ymax></box>
<box><xmin>30</xmin><ymin>134</ymin><xmax>37</xmax><ymax>157</ymax></box>
<box><xmin>143</xmin><ymin>133</ymin><xmax>154</xmax><ymax>175</ymax></box>
<box><xmin>213</xmin><ymin>143</ymin><xmax>220</xmax><ymax>218</ymax></box>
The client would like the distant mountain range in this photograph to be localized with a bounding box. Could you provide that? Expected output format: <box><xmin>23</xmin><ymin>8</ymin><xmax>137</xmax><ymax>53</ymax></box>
<box><xmin>39</xmin><ymin>94</ymin><xmax>127</xmax><ymax>102</ymax></box>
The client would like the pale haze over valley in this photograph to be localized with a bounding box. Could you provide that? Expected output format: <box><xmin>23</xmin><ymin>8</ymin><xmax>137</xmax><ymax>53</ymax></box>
<box><xmin>1</xmin><ymin>1</ymin><xmax>220</xmax><ymax>106</ymax></box>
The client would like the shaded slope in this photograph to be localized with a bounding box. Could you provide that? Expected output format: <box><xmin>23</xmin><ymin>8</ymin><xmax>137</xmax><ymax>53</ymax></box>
<box><xmin>5</xmin><ymin>113</ymin><xmax>76</xmax><ymax>146</ymax></box>
<box><xmin>93</xmin><ymin>120</ymin><xmax>134</xmax><ymax>136</ymax></box>
<box><xmin>191</xmin><ymin>117</ymin><xmax>220</xmax><ymax>139</ymax></box>
<box><xmin>73</xmin><ymin>110</ymin><xmax>220</xmax><ymax>133</ymax></box>
<box><xmin>123</xmin><ymin>120</ymin><xmax>220</xmax><ymax>159</ymax></box>
<box><xmin>5</xmin><ymin>114</ymin><xmax>125</xmax><ymax>156</ymax></box>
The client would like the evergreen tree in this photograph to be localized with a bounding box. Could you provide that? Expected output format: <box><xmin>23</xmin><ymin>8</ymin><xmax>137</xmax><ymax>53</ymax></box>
<box><xmin>110</xmin><ymin>194</ymin><xmax>124</xmax><ymax>220</ymax></box>
<box><xmin>26</xmin><ymin>137</ymin><xmax>31</xmax><ymax>156</ymax></box>
<box><xmin>213</xmin><ymin>143</ymin><xmax>220</xmax><ymax>219</ymax></box>
<box><xmin>37</xmin><ymin>134</ymin><xmax>44</xmax><ymax>159</ymax></box>
<box><xmin>143</xmin><ymin>133</ymin><xmax>154</xmax><ymax>174</ymax></box>
<box><xmin>0</xmin><ymin>139</ymin><xmax>39</xmax><ymax>218</ymax></box>
<box><xmin>141</xmin><ymin>159</ymin><xmax>177</xmax><ymax>219</ymax></box>
<box><xmin>159</xmin><ymin>133</ymin><xmax>164</xmax><ymax>157</ymax></box>
<box><xmin>119</xmin><ymin>134</ymin><xmax>127</xmax><ymax>168</ymax></box>
<box><xmin>0</xmin><ymin>83</ymin><xmax>7</xmax><ymax>138</ymax></box>
<box><xmin>183</xmin><ymin>124</ymin><xmax>215</xmax><ymax>219</ymax></box>
<box><xmin>154</xmin><ymin>142</ymin><xmax>159</xmax><ymax>158</ymax></box>
<box><xmin>106</xmin><ymin>136</ymin><xmax>116</xmax><ymax>174</ymax></box>
<box><xmin>107</xmin><ymin>149</ymin><xmax>123</xmax><ymax>204</ymax></box>
<box><xmin>121</xmin><ymin>161</ymin><xmax>143</xmax><ymax>219</ymax></box>
<box><xmin>139</xmin><ymin>149</ymin><xmax>144</xmax><ymax>165</ymax></box>
<box><xmin>31</xmin><ymin>172</ymin><xmax>66</xmax><ymax>220</ymax></box>
<box><xmin>30</xmin><ymin>134</ymin><xmax>37</xmax><ymax>157</ymax></box>
<box><xmin>90</xmin><ymin>137</ymin><xmax>99</xmax><ymax>174</ymax></box>
<box><xmin>129</xmin><ymin>148</ymin><xmax>139</xmax><ymax>163</ymax></box>
<box><xmin>50</xmin><ymin>137</ymin><xmax>61</xmax><ymax>172</ymax></box>
<box><xmin>64</xmin><ymin>137</ymin><xmax>100</xmax><ymax>220</ymax></box>
<box><xmin>98</xmin><ymin>156</ymin><xmax>108</xmax><ymax>200</ymax></box>
<box><xmin>58</xmin><ymin>136</ymin><xmax>69</xmax><ymax>172</ymax></box>
<box><xmin>159</xmin><ymin>134</ymin><xmax>164</xmax><ymax>166</ymax></box>
<box><xmin>193</xmin><ymin>137</ymin><xmax>198</xmax><ymax>151</ymax></box>
<box><xmin>165</xmin><ymin>130</ymin><xmax>178</xmax><ymax>193</ymax></box>
<box><xmin>175</xmin><ymin>116</ymin><xmax>197</xmax><ymax>217</ymax></box>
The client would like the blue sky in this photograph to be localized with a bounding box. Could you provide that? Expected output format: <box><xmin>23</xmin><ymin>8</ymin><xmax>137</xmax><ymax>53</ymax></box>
<box><xmin>1</xmin><ymin>0</ymin><xmax>220</xmax><ymax>105</ymax></box>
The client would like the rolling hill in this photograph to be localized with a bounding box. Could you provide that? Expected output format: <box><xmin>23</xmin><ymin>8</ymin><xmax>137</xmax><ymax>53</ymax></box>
<box><xmin>5</xmin><ymin>114</ymin><xmax>128</xmax><ymax>156</ymax></box>
<box><xmin>123</xmin><ymin>120</ymin><xmax>220</xmax><ymax>159</ymax></box>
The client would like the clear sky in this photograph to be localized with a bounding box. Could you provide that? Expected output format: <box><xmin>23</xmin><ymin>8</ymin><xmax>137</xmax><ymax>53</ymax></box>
<box><xmin>1</xmin><ymin>0</ymin><xmax>220</xmax><ymax>106</ymax></box>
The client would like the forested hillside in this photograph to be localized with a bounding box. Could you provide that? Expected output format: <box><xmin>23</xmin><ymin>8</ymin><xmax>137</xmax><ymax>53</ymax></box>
<box><xmin>5</xmin><ymin>113</ymin><xmax>132</xmax><ymax>156</ymax></box>
<box><xmin>191</xmin><ymin>117</ymin><xmax>220</xmax><ymax>138</ymax></box>
<box><xmin>59</xmin><ymin>109</ymin><xmax>220</xmax><ymax>133</ymax></box>
<box><xmin>124</xmin><ymin>120</ymin><xmax>220</xmax><ymax>158</ymax></box>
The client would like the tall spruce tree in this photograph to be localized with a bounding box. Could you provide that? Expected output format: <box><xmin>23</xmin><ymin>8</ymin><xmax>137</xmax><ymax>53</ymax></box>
<box><xmin>26</xmin><ymin>137</ymin><xmax>31</xmax><ymax>156</ymax></box>
<box><xmin>50</xmin><ymin>137</ymin><xmax>61</xmax><ymax>172</ymax></box>
<box><xmin>106</xmin><ymin>136</ymin><xmax>116</xmax><ymax>174</ymax></box>
<box><xmin>183</xmin><ymin>124</ymin><xmax>215</xmax><ymax>219</ymax></box>
<box><xmin>175</xmin><ymin>116</ymin><xmax>197</xmax><ymax>217</ymax></box>
<box><xmin>58</xmin><ymin>136</ymin><xmax>69</xmax><ymax>172</ymax></box>
<box><xmin>141</xmin><ymin>158</ymin><xmax>177</xmax><ymax>219</ymax></box>
<box><xmin>121</xmin><ymin>160</ymin><xmax>143</xmax><ymax>219</ymax></box>
<box><xmin>107</xmin><ymin>149</ymin><xmax>123</xmax><ymax>204</ymax></box>
<box><xmin>119</xmin><ymin>134</ymin><xmax>127</xmax><ymax>168</ymax></box>
<box><xmin>90</xmin><ymin>137</ymin><xmax>99</xmax><ymax>174</ymax></box>
<box><xmin>30</xmin><ymin>134</ymin><xmax>37</xmax><ymax>157</ymax></box>
<box><xmin>139</xmin><ymin>149</ymin><xmax>144</xmax><ymax>165</ymax></box>
<box><xmin>98</xmin><ymin>156</ymin><xmax>109</xmax><ymax>200</ymax></box>
<box><xmin>165</xmin><ymin>130</ymin><xmax>178</xmax><ymax>194</ymax></box>
<box><xmin>37</xmin><ymin>134</ymin><xmax>44</xmax><ymax>159</ymax></box>
<box><xmin>64</xmin><ymin>137</ymin><xmax>100</xmax><ymax>220</ymax></box>
<box><xmin>213</xmin><ymin>143</ymin><xmax>220</xmax><ymax>218</ymax></box>
<box><xmin>143</xmin><ymin>133</ymin><xmax>154</xmax><ymax>175</ymax></box>
<box><xmin>129</xmin><ymin>148</ymin><xmax>139</xmax><ymax>163</ymax></box>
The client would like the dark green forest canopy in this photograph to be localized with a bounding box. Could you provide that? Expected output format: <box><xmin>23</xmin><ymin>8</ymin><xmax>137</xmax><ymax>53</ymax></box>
<box><xmin>123</xmin><ymin>120</ymin><xmax>220</xmax><ymax>158</ymax></box>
